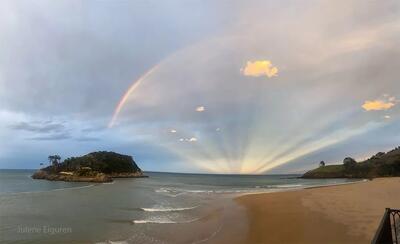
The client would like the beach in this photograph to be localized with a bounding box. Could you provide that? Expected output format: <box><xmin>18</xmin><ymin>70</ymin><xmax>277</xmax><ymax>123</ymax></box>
<box><xmin>231</xmin><ymin>177</ymin><xmax>400</xmax><ymax>244</ymax></box>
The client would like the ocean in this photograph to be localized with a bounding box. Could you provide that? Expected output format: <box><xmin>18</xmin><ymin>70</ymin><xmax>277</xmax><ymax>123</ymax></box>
<box><xmin>0</xmin><ymin>169</ymin><xmax>359</xmax><ymax>243</ymax></box>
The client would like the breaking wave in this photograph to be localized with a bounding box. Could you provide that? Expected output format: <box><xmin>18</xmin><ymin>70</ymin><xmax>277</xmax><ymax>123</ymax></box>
<box><xmin>133</xmin><ymin>217</ymin><xmax>199</xmax><ymax>224</ymax></box>
<box><xmin>140</xmin><ymin>206</ymin><xmax>198</xmax><ymax>212</ymax></box>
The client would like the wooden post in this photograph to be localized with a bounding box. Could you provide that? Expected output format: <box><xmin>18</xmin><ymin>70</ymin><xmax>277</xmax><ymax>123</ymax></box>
<box><xmin>372</xmin><ymin>208</ymin><xmax>393</xmax><ymax>244</ymax></box>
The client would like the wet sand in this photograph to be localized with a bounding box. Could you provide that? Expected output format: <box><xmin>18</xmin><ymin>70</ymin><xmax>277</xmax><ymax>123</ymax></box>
<box><xmin>216</xmin><ymin>178</ymin><xmax>400</xmax><ymax>244</ymax></box>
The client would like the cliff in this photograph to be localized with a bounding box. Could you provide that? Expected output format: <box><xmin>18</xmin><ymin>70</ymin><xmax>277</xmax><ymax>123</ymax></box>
<box><xmin>302</xmin><ymin>147</ymin><xmax>400</xmax><ymax>179</ymax></box>
<box><xmin>32</xmin><ymin>151</ymin><xmax>147</xmax><ymax>182</ymax></box>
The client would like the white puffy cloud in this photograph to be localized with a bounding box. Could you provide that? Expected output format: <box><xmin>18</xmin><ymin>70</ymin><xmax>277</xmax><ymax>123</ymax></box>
<box><xmin>196</xmin><ymin>106</ymin><xmax>205</xmax><ymax>112</ymax></box>
<box><xmin>179</xmin><ymin>137</ymin><xmax>198</xmax><ymax>142</ymax></box>
<box><xmin>188</xmin><ymin>137</ymin><xmax>197</xmax><ymax>142</ymax></box>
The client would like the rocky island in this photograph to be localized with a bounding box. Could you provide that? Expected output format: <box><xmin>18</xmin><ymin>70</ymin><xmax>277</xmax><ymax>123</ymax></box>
<box><xmin>32</xmin><ymin>151</ymin><xmax>147</xmax><ymax>183</ymax></box>
<box><xmin>302</xmin><ymin>147</ymin><xmax>400</xmax><ymax>179</ymax></box>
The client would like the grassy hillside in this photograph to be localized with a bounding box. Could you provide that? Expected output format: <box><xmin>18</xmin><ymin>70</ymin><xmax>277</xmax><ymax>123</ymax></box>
<box><xmin>302</xmin><ymin>147</ymin><xmax>400</xmax><ymax>178</ymax></box>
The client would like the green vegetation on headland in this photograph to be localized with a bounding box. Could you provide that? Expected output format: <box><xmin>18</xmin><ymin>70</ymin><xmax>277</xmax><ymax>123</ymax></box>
<box><xmin>32</xmin><ymin>151</ymin><xmax>147</xmax><ymax>183</ymax></box>
<box><xmin>302</xmin><ymin>147</ymin><xmax>400</xmax><ymax>178</ymax></box>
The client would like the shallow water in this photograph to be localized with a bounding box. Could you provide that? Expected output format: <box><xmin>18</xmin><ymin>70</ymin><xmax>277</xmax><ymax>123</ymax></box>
<box><xmin>0</xmin><ymin>169</ymin><xmax>359</xmax><ymax>243</ymax></box>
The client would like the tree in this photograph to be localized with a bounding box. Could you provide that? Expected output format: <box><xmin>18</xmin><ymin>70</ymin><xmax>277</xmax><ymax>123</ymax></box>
<box><xmin>54</xmin><ymin>155</ymin><xmax>61</xmax><ymax>163</ymax></box>
<box><xmin>343</xmin><ymin>157</ymin><xmax>357</xmax><ymax>170</ymax></box>
<box><xmin>48</xmin><ymin>155</ymin><xmax>61</xmax><ymax>166</ymax></box>
<box><xmin>319</xmin><ymin>161</ymin><xmax>325</xmax><ymax>167</ymax></box>
<box><xmin>48</xmin><ymin>155</ymin><xmax>54</xmax><ymax>165</ymax></box>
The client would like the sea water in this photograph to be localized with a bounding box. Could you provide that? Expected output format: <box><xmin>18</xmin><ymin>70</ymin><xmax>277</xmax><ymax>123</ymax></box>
<box><xmin>0</xmin><ymin>169</ymin><xmax>359</xmax><ymax>243</ymax></box>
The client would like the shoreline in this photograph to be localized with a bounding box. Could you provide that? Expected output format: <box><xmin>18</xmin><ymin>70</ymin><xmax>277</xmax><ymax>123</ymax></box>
<box><xmin>31</xmin><ymin>170</ymin><xmax>147</xmax><ymax>183</ymax></box>
<box><xmin>231</xmin><ymin>178</ymin><xmax>368</xmax><ymax>199</ymax></box>
<box><xmin>228</xmin><ymin>177</ymin><xmax>400</xmax><ymax>244</ymax></box>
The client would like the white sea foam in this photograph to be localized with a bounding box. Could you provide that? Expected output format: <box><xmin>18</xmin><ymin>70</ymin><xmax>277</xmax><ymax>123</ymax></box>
<box><xmin>133</xmin><ymin>217</ymin><xmax>199</xmax><ymax>224</ymax></box>
<box><xmin>103</xmin><ymin>181</ymin><xmax>115</xmax><ymax>185</ymax></box>
<box><xmin>141</xmin><ymin>206</ymin><xmax>198</xmax><ymax>212</ymax></box>
<box><xmin>155</xmin><ymin>188</ymin><xmax>169</xmax><ymax>193</ymax></box>
<box><xmin>95</xmin><ymin>241</ymin><xmax>129</xmax><ymax>244</ymax></box>
<box><xmin>156</xmin><ymin>187</ymin><xmax>268</xmax><ymax>195</ymax></box>
<box><xmin>154</xmin><ymin>184</ymin><xmax>316</xmax><ymax>196</ymax></box>
<box><xmin>275</xmin><ymin>184</ymin><xmax>304</xmax><ymax>188</ymax></box>
<box><xmin>155</xmin><ymin>188</ymin><xmax>186</xmax><ymax>197</ymax></box>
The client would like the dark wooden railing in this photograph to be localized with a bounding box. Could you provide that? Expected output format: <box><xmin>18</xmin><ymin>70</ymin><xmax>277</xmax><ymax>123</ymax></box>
<box><xmin>372</xmin><ymin>208</ymin><xmax>400</xmax><ymax>244</ymax></box>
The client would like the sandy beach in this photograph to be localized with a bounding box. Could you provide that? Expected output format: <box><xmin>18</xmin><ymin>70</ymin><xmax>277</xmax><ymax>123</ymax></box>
<box><xmin>222</xmin><ymin>178</ymin><xmax>400</xmax><ymax>244</ymax></box>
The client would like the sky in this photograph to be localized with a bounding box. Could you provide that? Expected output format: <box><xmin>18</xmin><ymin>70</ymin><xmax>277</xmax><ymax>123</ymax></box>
<box><xmin>0</xmin><ymin>0</ymin><xmax>399</xmax><ymax>174</ymax></box>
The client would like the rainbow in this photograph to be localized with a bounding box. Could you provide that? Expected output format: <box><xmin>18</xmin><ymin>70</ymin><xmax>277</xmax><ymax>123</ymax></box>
<box><xmin>108</xmin><ymin>64</ymin><xmax>160</xmax><ymax>128</ymax></box>
<box><xmin>108</xmin><ymin>37</ymin><xmax>241</xmax><ymax>129</ymax></box>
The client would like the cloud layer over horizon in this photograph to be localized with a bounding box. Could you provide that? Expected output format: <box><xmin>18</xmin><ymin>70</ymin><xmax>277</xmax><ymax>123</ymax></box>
<box><xmin>0</xmin><ymin>0</ymin><xmax>399</xmax><ymax>173</ymax></box>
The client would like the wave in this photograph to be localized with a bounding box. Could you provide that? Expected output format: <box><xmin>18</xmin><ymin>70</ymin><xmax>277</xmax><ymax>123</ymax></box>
<box><xmin>155</xmin><ymin>187</ymin><xmax>265</xmax><ymax>195</ymax></box>
<box><xmin>155</xmin><ymin>188</ymin><xmax>187</xmax><ymax>197</ymax></box>
<box><xmin>154</xmin><ymin>184</ymin><xmax>309</xmax><ymax>196</ymax></box>
<box><xmin>103</xmin><ymin>181</ymin><xmax>115</xmax><ymax>185</ymax></box>
<box><xmin>95</xmin><ymin>241</ymin><xmax>129</xmax><ymax>244</ymax></box>
<box><xmin>275</xmin><ymin>184</ymin><xmax>304</xmax><ymax>188</ymax></box>
<box><xmin>133</xmin><ymin>218</ymin><xmax>199</xmax><ymax>224</ymax></box>
<box><xmin>183</xmin><ymin>189</ymin><xmax>213</xmax><ymax>193</ymax></box>
<box><xmin>140</xmin><ymin>206</ymin><xmax>198</xmax><ymax>212</ymax></box>
<box><xmin>155</xmin><ymin>188</ymin><xmax>169</xmax><ymax>193</ymax></box>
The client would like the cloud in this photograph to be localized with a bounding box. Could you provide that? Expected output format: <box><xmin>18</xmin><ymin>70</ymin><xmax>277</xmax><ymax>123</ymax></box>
<box><xmin>9</xmin><ymin>119</ymin><xmax>100</xmax><ymax>142</ymax></box>
<box><xmin>170</xmin><ymin>129</ymin><xmax>177</xmax><ymax>133</ymax></box>
<box><xmin>179</xmin><ymin>137</ymin><xmax>198</xmax><ymax>142</ymax></box>
<box><xmin>362</xmin><ymin>98</ymin><xmax>396</xmax><ymax>111</ymax></box>
<box><xmin>188</xmin><ymin>137</ymin><xmax>197</xmax><ymax>142</ymax></box>
<box><xmin>81</xmin><ymin>126</ymin><xmax>107</xmax><ymax>133</ymax></box>
<box><xmin>10</xmin><ymin>121</ymin><xmax>65</xmax><ymax>133</ymax></box>
<box><xmin>196</xmin><ymin>106</ymin><xmax>205</xmax><ymax>112</ymax></box>
<box><xmin>29</xmin><ymin>132</ymin><xmax>71</xmax><ymax>141</ymax></box>
<box><xmin>75</xmin><ymin>136</ymin><xmax>100</xmax><ymax>142</ymax></box>
<box><xmin>242</xmin><ymin>60</ymin><xmax>278</xmax><ymax>78</ymax></box>
<box><xmin>1</xmin><ymin>0</ymin><xmax>400</xmax><ymax>173</ymax></box>
<box><xmin>10</xmin><ymin>120</ymin><xmax>71</xmax><ymax>141</ymax></box>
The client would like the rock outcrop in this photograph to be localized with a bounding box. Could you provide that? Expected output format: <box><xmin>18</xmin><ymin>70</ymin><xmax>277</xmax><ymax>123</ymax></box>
<box><xmin>32</xmin><ymin>170</ymin><xmax>112</xmax><ymax>183</ymax></box>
